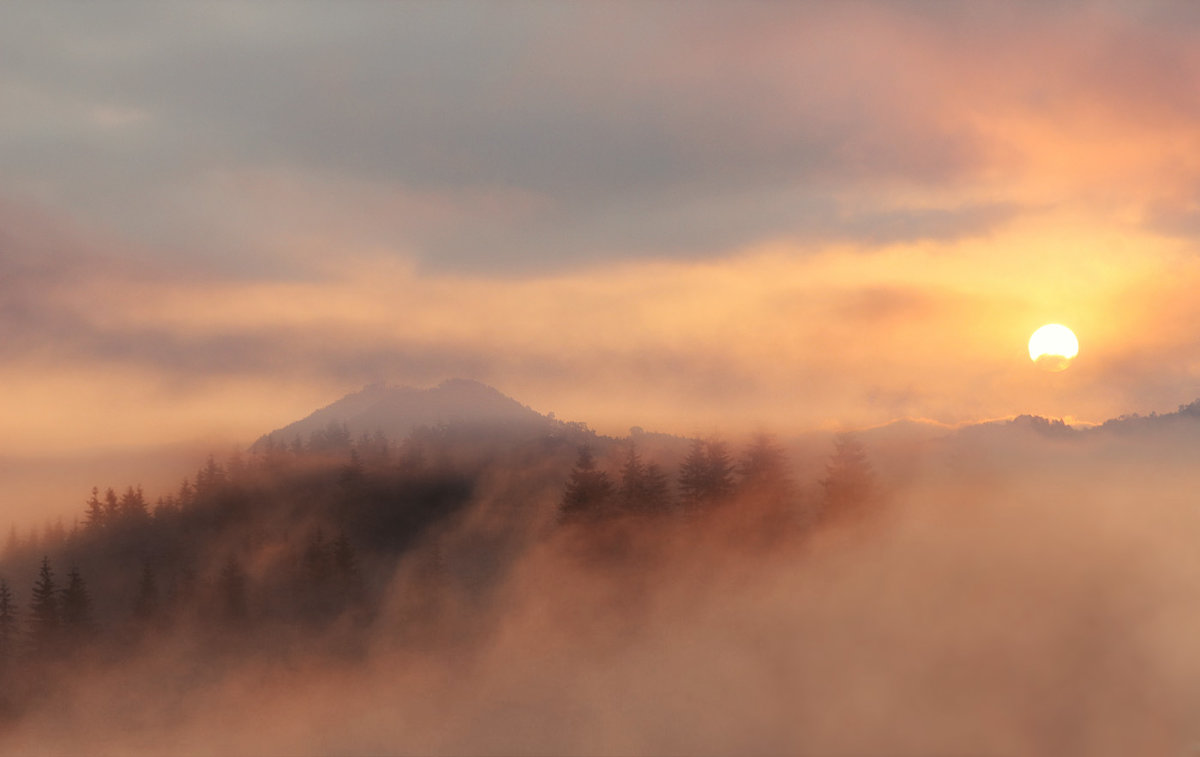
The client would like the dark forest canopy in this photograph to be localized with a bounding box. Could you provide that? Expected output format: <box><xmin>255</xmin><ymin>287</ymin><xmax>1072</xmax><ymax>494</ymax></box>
<box><xmin>0</xmin><ymin>418</ymin><xmax>876</xmax><ymax>687</ymax></box>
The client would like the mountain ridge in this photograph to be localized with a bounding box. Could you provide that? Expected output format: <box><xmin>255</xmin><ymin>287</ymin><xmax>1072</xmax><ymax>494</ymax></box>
<box><xmin>258</xmin><ymin>377</ymin><xmax>1200</xmax><ymax>451</ymax></box>
<box><xmin>255</xmin><ymin>378</ymin><xmax>562</xmax><ymax>450</ymax></box>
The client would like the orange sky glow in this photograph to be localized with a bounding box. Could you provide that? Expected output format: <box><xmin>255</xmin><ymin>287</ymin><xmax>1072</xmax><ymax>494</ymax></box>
<box><xmin>3</xmin><ymin>2</ymin><xmax>1200</xmax><ymax>520</ymax></box>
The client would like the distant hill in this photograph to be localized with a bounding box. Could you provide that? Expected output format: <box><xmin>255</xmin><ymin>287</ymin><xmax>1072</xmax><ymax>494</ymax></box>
<box><xmin>255</xmin><ymin>378</ymin><xmax>561</xmax><ymax>449</ymax></box>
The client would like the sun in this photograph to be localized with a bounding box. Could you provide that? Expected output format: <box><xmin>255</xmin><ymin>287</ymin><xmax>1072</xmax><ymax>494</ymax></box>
<box><xmin>1028</xmin><ymin>324</ymin><xmax>1078</xmax><ymax>372</ymax></box>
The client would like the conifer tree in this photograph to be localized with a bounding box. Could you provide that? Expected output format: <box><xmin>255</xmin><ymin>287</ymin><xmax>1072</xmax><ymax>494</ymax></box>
<box><xmin>60</xmin><ymin>566</ymin><xmax>94</xmax><ymax>640</ymax></box>
<box><xmin>177</xmin><ymin>478</ymin><xmax>195</xmax><ymax>509</ymax></box>
<box><xmin>84</xmin><ymin>487</ymin><xmax>107</xmax><ymax>531</ymax></box>
<box><xmin>738</xmin><ymin>433</ymin><xmax>796</xmax><ymax>510</ymax></box>
<box><xmin>103</xmin><ymin>488</ymin><xmax>120</xmax><ymax>522</ymax></box>
<box><xmin>678</xmin><ymin>438</ymin><xmax>735</xmax><ymax>510</ymax></box>
<box><xmin>195</xmin><ymin>456</ymin><xmax>226</xmax><ymax>496</ymax></box>
<box><xmin>118</xmin><ymin>486</ymin><xmax>149</xmax><ymax>521</ymax></box>
<box><xmin>618</xmin><ymin>444</ymin><xmax>648</xmax><ymax>511</ymax></box>
<box><xmin>560</xmin><ymin>446</ymin><xmax>614</xmax><ymax>520</ymax></box>
<box><xmin>28</xmin><ymin>556</ymin><xmax>58</xmax><ymax>656</ymax></box>
<box><xmin>641</xmin><ymin>462</ymin><xmax>672</xmax><ymax>513</ymax></box>
<box><xmin>618</xmin><ymin>445</ymin><xmax>672</xmax><ymax>514</ymax></box>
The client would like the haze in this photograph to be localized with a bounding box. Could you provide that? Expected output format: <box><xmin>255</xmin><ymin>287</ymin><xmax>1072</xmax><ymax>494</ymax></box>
<box><xmin>3</xmin><ymin>2</ymin><xmax>1200</xmax><ymax>755</ymax></box>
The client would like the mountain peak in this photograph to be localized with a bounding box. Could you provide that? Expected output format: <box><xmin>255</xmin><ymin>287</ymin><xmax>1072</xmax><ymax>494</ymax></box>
<box><xmin>258</xmin><ymin>379</ymin><xmax>554</xmax><ymax>447</ymax></box>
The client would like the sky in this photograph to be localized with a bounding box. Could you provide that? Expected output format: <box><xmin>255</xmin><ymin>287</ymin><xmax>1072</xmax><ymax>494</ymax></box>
<box><xmin>4</xmin><ymin>1</ymin><xmax>1200</xmax><ymax>476</ymax></box>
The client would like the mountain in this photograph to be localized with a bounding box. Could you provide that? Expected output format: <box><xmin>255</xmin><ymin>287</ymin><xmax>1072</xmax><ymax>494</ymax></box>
<box><xmin>256</xmin><ymin>378</ymin><xmax>560</xmax><ymax>449</ymax></box>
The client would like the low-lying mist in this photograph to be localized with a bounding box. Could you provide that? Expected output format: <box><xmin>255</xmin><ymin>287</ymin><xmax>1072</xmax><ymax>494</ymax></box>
<box><xmin>1</xmin><ymin>416</ymin><xmax>1199</xmax><ymax>756</ymax></box>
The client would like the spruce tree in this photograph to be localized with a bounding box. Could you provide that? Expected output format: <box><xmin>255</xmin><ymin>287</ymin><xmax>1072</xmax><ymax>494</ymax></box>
<box><xmin>619</xmin><ymin>445</ymin><xmax>671</xmax><ymax>514</ymax></box>
<box><xmin>28</xmin><ymin>556</ymin><xmax>58</xmax><ymax>656</ymax></box>
<box><xmin>678</xmin><ymin>438</ymin><xmax>735</xmax><ymax>511</ymax></box>
<box><xmin>84</xmin><ymin>487</ymin><xmax>107</xmax><ymax>532</ymax></box>
<box><xmin>60</xmin><ymin>566</ymin><xmax>94</xmax><ymax>641</ymax></box>
<box><xmin>560</xmin><ymin>446</ymin><xmax>614</xmax><ymax>520</ymax></box>
<box><xmin>618</xmin><ymin>445</ymin><xmax>648</xmax><ymax>511</ymax></box>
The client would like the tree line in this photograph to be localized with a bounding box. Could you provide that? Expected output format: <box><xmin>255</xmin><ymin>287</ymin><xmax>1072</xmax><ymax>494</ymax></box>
<box><xmin>560</xmin><ymin>432</ymin><xmax>876</xmax><ymax>527</ymax></box>
<box><xmin>0</xmin><ymin>419</ymin><xmax>878</xmax><ymax>697</ymax></box>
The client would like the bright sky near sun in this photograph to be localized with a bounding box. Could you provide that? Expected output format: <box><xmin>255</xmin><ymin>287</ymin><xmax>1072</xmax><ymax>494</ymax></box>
<box><xmin>3</xmin><ymin>2</ymin><xmax>1200</xmax><ymax>463</ymax></box>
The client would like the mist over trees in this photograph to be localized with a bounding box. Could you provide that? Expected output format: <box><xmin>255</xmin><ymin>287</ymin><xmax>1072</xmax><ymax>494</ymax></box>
<box><xmin>11</xmin><ymin>393</ymin><xmax>1194</xmax><ymax>755</ymax></box>
<box><xmin>0</xmin><ymin>415</ymin><xmax>871</xmax><ymax>693</ymax></box>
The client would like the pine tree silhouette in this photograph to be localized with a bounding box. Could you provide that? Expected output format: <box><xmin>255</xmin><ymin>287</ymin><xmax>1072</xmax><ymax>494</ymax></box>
<box><xmin>678</xmin><ymin>438</ymin><xmax>735</xmax><ymax>511</ymax></box>
<box><xmin>560</xmin><ymin>446</ymin><xmax>615</xmax><ymax>520</ymax></box>
<box><xmin>60</xmin><ymin>566</ymin><xmax>94</xmax><ymax>642</ymax></box>
<box><xmin>28</xmin><ymin>556</ymin><xmax>59</xmax><ymax>657</ymax></box>
<box><xmin>618</xmin><ymin>444</ymin><xmax>672</xmax><ymax>514</ymax></box>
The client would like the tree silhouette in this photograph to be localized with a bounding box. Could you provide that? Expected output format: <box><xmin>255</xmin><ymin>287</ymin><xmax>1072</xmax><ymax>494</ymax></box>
<box><xmin>103</xmin><ymin>488</ymin><xmax>120</xmax><ymax>522</ymax></box>
<box><xmin>618</xmin><ymin>444</ymin><xmax>672</xmax><ymax>514</ymax></box>
<box><xmin>84</xmin><ymin>487</ymin><xmax>107</xmax><ymax>532</ymax></box>
<box><xmin>195</xmin><ymin>456</ymin><xmax>226</xmax><ymax>496</ymax></box>
<box><xmin>60</xmin><ymin>566</ymin><xmax>94</xmax><ymax>642</ymax></box>
<box><xmin>678</xmin><ymin>438</ymin><xmax>735</xmax><ymax>511</ymax></box>
<box><xmin>118</xmin><ymin>486</ymin><xmax>149</xmax><ymax>522</ymax></box>
<box><xmin>560</xmin><ymin>446</ymin><xmax>615</xmax><ymax>520</ymax></box>
<box><xmin>28</xmin><ymin>556</ymin><xmax>58</xmax><ymax>657</ymax></box>
<box><xmin>819</xmin><ymin>434</ymin><xmax>875</xmax><ymax>523</ymax></box>
<box><xmin>738</xmin><ymin>433</ymin><xmax>796</xmax><ymax>515</ymax></box>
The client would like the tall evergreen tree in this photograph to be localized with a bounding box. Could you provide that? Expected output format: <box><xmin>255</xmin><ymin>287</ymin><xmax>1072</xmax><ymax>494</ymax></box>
<box><xmin>618</xmin><ymin>444</ymin><xmax>648</xmax><ymax>511</ymax></box>
<box><xmin>103</xmin><ymin>488</ymin><xmax>120</xmax><ymax>522</ymax></box>
<box><xmin>738</xmin><ymin>433</ymin><xmax>796</xmax><ymax>509</ymax></box>
<box><xmin>60</xmin><ymin>566</ymin><xmax>94</xmax><ymax>641</ymax></box>
<box><xmin>84</xmin><ymin>487</ymin><xmax>107</xmax><ymax>532</ymax></box>
<box><xmin>678</xmin><ymin>438</ymin><xmax>735</xmax><ymax>510</ymax></box>
<box><xmin>195</xmin><ymin>456</ymin><xmax>226</xmax><ymax>496</ymax></box>
<box><xmin>118</xmin><ymin>486</ymin><xmax>149</xmax><ymax>521</ymax></box>
<box><xmin>28</xmin><ymin>556</ymin><xmax>58</xmax><ymax>656</ymax></box>
<box><xmin>618</xmin><ymin>445</ymin><xmax>672</xmax><ymax>514</ymax></box>
<box><xmin>560</xmin><ymin>446</ymin><xmax>615</xmax><ymax>520</ymax></box>
<box><xmin>641</xmin><ymin>462</ymin><xmax>672</xmax><ymax>513</ymax></box>
<box><xmin>176</xmin><ymin>478</ymin><xmax>195</xmax><ymax>509</ymax></box>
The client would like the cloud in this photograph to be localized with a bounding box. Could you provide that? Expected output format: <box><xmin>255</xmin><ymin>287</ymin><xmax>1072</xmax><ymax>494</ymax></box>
<box><xmin>0</xmin><ymin>2</ymin><xmax>1116</xmax><ymax>274</ymax></box>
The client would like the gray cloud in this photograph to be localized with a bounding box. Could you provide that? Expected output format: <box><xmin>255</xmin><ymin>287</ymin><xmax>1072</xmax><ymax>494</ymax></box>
<box><xmin>0</xmin><ymin>3</ymin><xmax>1039</xmax><ymax>275</ymax></box>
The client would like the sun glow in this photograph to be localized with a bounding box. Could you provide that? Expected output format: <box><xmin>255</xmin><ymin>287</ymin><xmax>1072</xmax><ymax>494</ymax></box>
<box><xmin>1029</xmin><ymin>324</ymin><xmax>1079</xmax><ymax>371</ymax></box>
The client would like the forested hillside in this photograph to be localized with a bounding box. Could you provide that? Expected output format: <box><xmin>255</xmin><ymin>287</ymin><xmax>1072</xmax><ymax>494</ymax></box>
<box><xmin>0</xmin><ymin>413</ymin><xmax>878</xmax><ymax>730</ymax></box>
